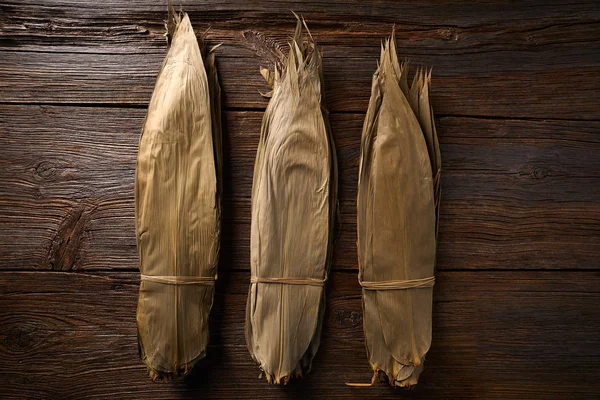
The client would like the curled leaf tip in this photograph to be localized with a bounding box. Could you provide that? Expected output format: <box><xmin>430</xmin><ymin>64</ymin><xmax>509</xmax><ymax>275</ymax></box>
<box><xmin>209</xmin><ymin>43</ymin><xmax>223</xmax><ymax>53</ymax></box>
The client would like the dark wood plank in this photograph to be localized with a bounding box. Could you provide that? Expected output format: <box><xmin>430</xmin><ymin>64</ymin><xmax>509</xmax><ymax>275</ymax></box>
<box><xmin>2</xmin><ymin>0</ymin><xmax>598</xmax><ymax>26</ymax></box>
<box><xmin>1</xmin><ymin>1</ymin><xmax>598</xmax><ymax>118</ymax></box>
<box><xmin>1</xmin><ymin>2</ymin><xmax>599</xmax><ymax>398</ymax></box>
<box><xmin>0</xmin><ymin>270</ymin><xmax>598</xmax><ymax>399</ymax></box>
<box><xmin>1</xmin><ymin>105</ymin><xmax>598</xmax><ymax>271</ymax></box>
<box><xmin>2</xmin><ymin>11</ymin><xmax>599</xmax><ymax>53</ymax></box>
<box><xmin>1</xmin><ymin>48</ymin><xmax>596</xmax><ymax>119</ymax></box>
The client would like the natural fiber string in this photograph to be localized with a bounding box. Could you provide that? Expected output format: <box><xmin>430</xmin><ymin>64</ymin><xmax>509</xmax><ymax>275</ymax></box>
<box><xmin>251</xmin><ymin>276</ymin><xmax>327</xmax><ymax>287</ymax></box>
<box><xmin>140</xmin><ymin>274</ymin><xmax>216</xmax><ymax>285</ymax></box>
<box><xmin>346</xmin><ymin>370</ymin><xmax>379</xmax><ymax>387</ymax></box>
<box><xmin>359</xmin><ymin>276</ymin><xmax>435</xmax><ymax>290</ymax></box>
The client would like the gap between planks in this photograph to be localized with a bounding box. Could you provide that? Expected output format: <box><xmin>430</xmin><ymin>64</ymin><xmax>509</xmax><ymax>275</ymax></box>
<box><xmin>1</xmin><ymin>101</ymin><xmax>599</xmax><ymax>122</ymax></box>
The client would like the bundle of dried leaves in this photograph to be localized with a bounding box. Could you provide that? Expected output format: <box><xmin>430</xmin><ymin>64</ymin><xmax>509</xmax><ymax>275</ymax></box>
<box><xmin>245</xmin><ymin>14</ymin><xmax>338</xmax><ymax>384</ymax></box>
<box><xmin>355</xmin><ymin>29</ymin><xmax>441</xmax><ymax>387</ymax></box>
<box><xmin>135</xmin><ymin>3</ymin><xmax>222</xmax><ymax>382</ymax></box>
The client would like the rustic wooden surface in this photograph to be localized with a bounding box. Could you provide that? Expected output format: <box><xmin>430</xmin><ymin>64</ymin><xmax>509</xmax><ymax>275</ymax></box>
<box><xmin>1</xmin><ymin>1</ymin><xmax>599</xmax><ymax>399</ymax></box>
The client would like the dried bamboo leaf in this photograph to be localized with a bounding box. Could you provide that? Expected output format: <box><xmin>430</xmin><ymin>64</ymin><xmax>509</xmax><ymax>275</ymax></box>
<box><xmin>135</xmin><ymin>3</ymin><xmax>222</xmax><ymax>382</ymax></box>
<box><xmin>245</xmin><ymin>14</ymin><xmax>338</xmax><ymax>384</ymax></box>
<box><xmin>356</xmin><ymin>30</ymin><xmax>441</xmax><ymax>387</ymax></box>
<box><xmin>242</xmin><ymin>30</ymin><xmax>286</xmax><ymax>72</ymax></box>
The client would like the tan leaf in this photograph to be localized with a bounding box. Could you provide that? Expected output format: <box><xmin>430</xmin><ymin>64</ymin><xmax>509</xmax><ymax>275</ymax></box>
<box><xmin>245</xmin><ymin>14</ymin><xmax>338</xmax><ymax>385</ymax></box>
<box><xmin>135</xmin><ymin>3</ymin><xmax>222</xmax><ymax>382</ymax></box>
<box><xmin>356</xmin><ymin>30</ymin><xmax>441</xmax><ymax>387</ymax></box>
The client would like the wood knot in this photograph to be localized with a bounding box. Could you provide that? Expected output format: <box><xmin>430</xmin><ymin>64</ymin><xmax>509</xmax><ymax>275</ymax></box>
<box><xmin>4</xmin><ymin>323</ymin><xmax>41</xmax><ymax>352</ymax></box>
<box><xmin>525</xmin><ymin>34</ymin><xmax>538</xmax><ymax>45</ymax></box>
<box><xmin>33</xmin><ymin>160</ymin><xmax>58</xmax><ymax>181</ymax></box>
<box><xmin>332</xmin><ymin>308</ymin><xmax>362</xmax><ymax>328</ymax></box>
<box><xmin>519</xmin><ymin>164</ymin><xmax>548</xmax><ymax>180</ymax></box>
<box><xmin>439</xmin><ymin>27</ymin><xmax>459</xmax><ymax>41</ymax></box>
<box><xmin>47</xmin><ymin>205</ymin><xmax>92</xmax><ymax>271</ymax></box>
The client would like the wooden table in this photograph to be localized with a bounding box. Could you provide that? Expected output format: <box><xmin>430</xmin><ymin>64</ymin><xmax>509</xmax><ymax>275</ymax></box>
<box><xmin>1</xmin><ymin>1</ymin><xmax>599</xmax><ymax>398</ymax></box>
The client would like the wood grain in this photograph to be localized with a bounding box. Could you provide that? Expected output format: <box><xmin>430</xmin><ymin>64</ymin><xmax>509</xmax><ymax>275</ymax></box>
<box><xmin>1</xmin><ymin>49</ymin><xmax>597</xmax><ymax>119</ymax></box>
<box><xmin>1</xmin><ymin>0</ymin><xmax>599</xmax><ymax>398</ymax></box>
<box><xmin>1</xmin><ymin>270</ymin><xmax>599</xmax><ymax>399</ymax></box>
<box><xmin>1</xmin><ymin>1</ymin><xmax>599</xmax><ymax>118</ymax></box>
<box><xmin>1</xmin><ymin>105</ymin><xmax>598</xmax><ymax>271</ymax></box>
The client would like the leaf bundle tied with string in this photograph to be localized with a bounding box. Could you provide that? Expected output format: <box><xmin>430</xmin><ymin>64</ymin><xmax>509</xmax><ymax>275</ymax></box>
<box><xmin>135</xmin><ymin>4</ymin><xmax>222</xmax><ymax>382</ymax></box>
<box><xmin>355</xmin><ymin>29</ymin><xmax>441</xmax><ymax>388</ymax></box>
<box><xmin>245</xmin><ymin>14</ymin><xmax>338</xmax><ymax>384</ymax></box>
